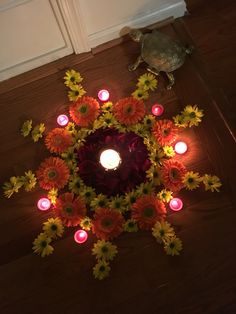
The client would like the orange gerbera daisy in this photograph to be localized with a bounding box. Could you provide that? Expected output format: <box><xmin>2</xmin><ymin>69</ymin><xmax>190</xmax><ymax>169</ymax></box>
<box><xmin>45</xmin><ymin>128</ymin><xmax>73</xmax><ymax>153</ymax></box>
<box><xmin>131</xmin><ymin>195</ymin><xmax>166</xmax><ymax>230</ymax></box>
<box><xmin>152</xmin><ymin>119</ymin><xmax>178</xmax><ymax>145</ymax></box>
<box><xmin>55</xmin><ymin>192</ymin><xmax>86</xmax><ymax>227</ymax></box>
<box><xmin>69</xmin><ymin>96</ymin><xmax>100</xmax><ymax>127</ymax></box>
<box><xmin>161</xmin><ymin>160</ymin><xmax>187</xmax><ymax>192</ymax></box>
<box><xmin>92</xmin><ymin>207</ymin><xmax>125</xmax><ymax>240</ymax></box>
<box><xmin>113</xmin><ymin>97</ymin><xmax>145</xmax><ymax>125</ymax></box>
<box><xmin>36</xmin><ymin>157</ymin><xmax>69</xmax><ymax>190</ymax></box>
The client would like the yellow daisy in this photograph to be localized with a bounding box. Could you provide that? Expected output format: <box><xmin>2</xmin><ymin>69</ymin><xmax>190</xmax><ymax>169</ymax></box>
<box><xmin>113</xmin><ymin>122</ymin><xmax>127</xmax><ymax>133</ymax></box>
<box><xmin>92</xmin><ymin>240</ymin><xmax>118</xmax><ymax>261</ymax></box>
<box><xmin>61</xmin><ymin>148</ymin><xmax>77</xmax><ymax>170</ymax></box>
<box><xmin>48</xmin><ymin>188</ymin><xmax>58</xmax><ymax>205</ymax></box>
<box><xmin>143</xmin><ymin>115</ymin><xmax>156</xmax><ymax>129</ymax></box>
<box><xmin>136</xmin><ymin>182</ymin><xmax>154</xmax><ymax>196</ymax></box>
<box><xmin>137</xmin><ymin>73</ymin><xmax>158</xmax><ymax>91</ymax></box>
<box><xmin>68</xmin><ymin>176</ymin><xmax>84</xmax><ymax>194</ymax></box>
<box><xmin>146</xmin><ymin>165</ymin><xmax>161</xmax><ymax>186</ymax></box>
<box><xmin>31</xmin><ymin>123</ymin><xmax>45</xmax><ymax>142</ymax></box>
<box><xmin>148</xmin><ymin>148</ymin><xmax>165</xmax><ymax>165</ymax></box>
<box><xmin>72</xmin><ymin>128</ymin><xmax>91</xmax><ymax>145</ymax></box>
<box><xmin>132</xmin><ymin>88</ymin><xmax>149</xmax><ymax>100</ymax></box>
<box><xmin>182</xmin><ymin>105</ymin><xmax>204</xmax><ymax>127</ymax></box>
<box><xmin>64</xmin><ymin>69</ymin><xmax>83</xmax><ymax>88</ymax></box>
<box><xmin>74</xmin><ymin>139</ymin><xmax>86</xmax><ymax>151</ymax></box>
<box><xmin>61</xmin><ymin>147</ymin><xmax>76</xmax><ymax>162</ymax></box>
<box><xmin>43</xmin><ymin>217</ymin><xmax>64</xmax><ymax>239</ymax></box>
<box><xmin>92</xmin><ymin>118</ymin><xmax>104</xmax><ymax>131</ymax></box>
<box><xmin>99</xmin><ymin>112</ymin><xmax>118</xmax><ymax>128</ymax></box>
<box><xmin>173</xmin><ymin>114</ymin><xmax>188</xmax><ymax>128</ymax></box>
<box><xmin>152</xmin><ymin>221</ymin><xmax>175</xmax><ymax>243</ymax></box>
<box><xmin>68</xmin><ymin>84</ymin><xmax>86</xmax><ymax>101</ymax></box>
<box><xmin>123</xmin><ymin>219</ymin><xmax>138</xmax><ymax>232</ymax></box>
<box><xmin>3</xmin><ymin>176</ymin><xmax>24</xmax><ymax>198</ymax></box>
<box><xmin>201</xmin><ymin>174</ymin><xmax>222</xmax><ymax>192</ymax></box>
<box><xmin>69</xmin><ymin>165</ymin><xmax>79</xmax><ymax>177</ymax></box>
<box><xmin>32</xmin><ymin>233</ymin><xmax>54</xmax><ymax>257</ymax></box>
<box><xmin>22</xmin><ymin>170</ymin><xmax>37</xmax><ymax>192</ymax></box>
<box><xmin>80</xmin><ymin>186</ymin><xmax>96</xmax><ymax>204</ymax></box>
<box><xmin>127</xmin><ymin>123</ymin><xmax>146</xmax><ymax>136</ymax></box>
<box><xmin>71</xmin><ymin>129</ymin><xmax>85</xmax><ymax>144</ymax></box>
<box><xmin>80</xmin><ymin>216</ymin><xmax>92</xmax><ymax>231</ymax></box>
<box><xmin>109</xmin><ymin>195</ymin><xmax>126</xmax><ymax>212</ymax></box>
<box><xmin>183</xmin><ymin>171</ymin><xmax>201</xmax><ymax>190</ymax></box>
<box><xmin>163</xmin><ymin>145</ymin><xmax>175</xmax><ymax>158</ymax></box>
<box><xmin>163</xmin><ymin>236</ymin><xmax>183</xmax><ymax>256</ymax></box>
<box><xmin>90</xmin><ymin>194</ymin><xmax>109</xmax><ymax>211</ymax></box>
<box><xmin>143</xmin><ymin>136</ymin><xmax>160</xmax><ymax>151</ymax></box>
<box><xmin>21</xmin><ymin>119</ymin><xmax>32</xmax><ymax>137</ymax></box>
<box><xmin>101</xmin><ymin>101</ymin><xmax>113</xmax><ymax>112</ymax></box>
<box><xmin>93</xmin><ymin>260</ymin><xmax>111</xmax><ymax>280</ymax></box>
<box><xmin>77</xmin><ymin>128</ymin><xmax>91</xmax><ymax>140</ymax></box>
<box><xmin>124</xmin><ymin>190</ymin><xmax>139</xmax><ymax>208</ymax></box>
<box><xmin>157</xmin><ymin>189</ymin><xmax>173</xmax><ymax>203</ymax></box>
<box><xmin>65</xmin><ymin>122</ymin><xmax>77</xmax><ymax>134</ymax></box>
<box><xmin>65</xmin><ymin>161</ymin><xmax>77</xmax><ymax>173</ymax></box>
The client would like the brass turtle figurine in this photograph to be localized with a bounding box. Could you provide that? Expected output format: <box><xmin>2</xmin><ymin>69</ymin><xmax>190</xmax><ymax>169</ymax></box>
<box><xmin>128</xmin><ymin>28</ymin><xmax>193</xmax><ymax>89</ymax></box>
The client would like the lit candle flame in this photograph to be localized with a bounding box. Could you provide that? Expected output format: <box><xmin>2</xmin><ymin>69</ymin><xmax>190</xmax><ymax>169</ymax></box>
<box><xmin>174</xmin><ymin>141</ymin><xmax>188</xmax><ymax>154</ymax></box>
<box><xmin>100</xmin><ymin>149</ymin><xmax>121</xmax><ymax>170</ymax></box>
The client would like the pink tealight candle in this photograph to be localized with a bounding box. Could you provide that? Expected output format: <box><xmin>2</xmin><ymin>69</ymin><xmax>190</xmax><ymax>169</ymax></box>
<box><xmin>57</xmin><ymin>114</ymin><xmax>69</xmax><ymax>126</ymax></box>
<box><xmin>37</xmin><ymin>197</ymin><xmax>51</xmax><ymax>211</ymax></box>
<box><xmin>98</xmin><ymin>89</ymin><xmax>110</xmax><ymax>102</ymax></box>
<box><xmin>169</xmin><ymin>198</ymin><xmax>183</xmax><ymax>211</ymax></box>
<box><xmin>152</xmin><ymin>104</ymin><xmax>164</xmax><ymax>116</ymax></box>
<box><xmin>174</xmin><ymin>141</ymin><xmax>188</xmax><ymax>154</ymax></box>
<box><xmin>74</xmin><ymin>230</ymin><xmax>88</xmax><ymax>244</ymax></box>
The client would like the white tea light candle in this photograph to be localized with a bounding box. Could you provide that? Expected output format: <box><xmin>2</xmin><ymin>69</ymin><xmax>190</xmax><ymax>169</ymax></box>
<box><xmin>100</xmin><ymin>149</ymin><xmax>121</xmax><ymax>170</ymax></box>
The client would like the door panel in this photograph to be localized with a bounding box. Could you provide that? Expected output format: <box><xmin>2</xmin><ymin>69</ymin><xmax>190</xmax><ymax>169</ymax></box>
<box><xmin>0</xmin><ymin>0</ymin><xmax>73</xmax><ymax>81</ymax></box>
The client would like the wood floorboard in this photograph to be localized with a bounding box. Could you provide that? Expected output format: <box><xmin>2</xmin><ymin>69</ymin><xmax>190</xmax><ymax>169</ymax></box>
<box><xmin>0</xmin><ymin>2</ymin><xmax>236</xmax><ymax>313</ymax></box>
<box><xmin>185</xmin><ymin>0</ymin><xmax>236</xmax><ymax>135</ymax></box>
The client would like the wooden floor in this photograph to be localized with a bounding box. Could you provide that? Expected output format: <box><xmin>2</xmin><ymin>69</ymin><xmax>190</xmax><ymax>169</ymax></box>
<box><xmin>0</xmin><ymin>1</ymin><xmax>236</xmax><ymax>313</ymax></box>
<box><xmin>185</xmin><ymin>0</ymin><xmax>236</xmax><ymax>136</ymax></box>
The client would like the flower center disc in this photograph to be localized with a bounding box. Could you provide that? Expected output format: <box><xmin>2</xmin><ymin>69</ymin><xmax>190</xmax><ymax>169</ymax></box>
<box><xmin>76</xmin><ymin>128</ymin><xmax>151</xmax><ymax>196</ymax></box>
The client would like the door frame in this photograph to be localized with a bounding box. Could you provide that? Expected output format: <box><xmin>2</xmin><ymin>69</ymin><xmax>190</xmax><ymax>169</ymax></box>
<box><xmin>57</xmin><ymin>0</ymin><xmax>90</xmax><ymax>54</ymax></box>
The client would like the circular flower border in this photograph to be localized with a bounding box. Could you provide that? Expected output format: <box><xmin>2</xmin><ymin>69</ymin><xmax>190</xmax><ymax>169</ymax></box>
<box><xmin>3</xmin><ymin>70</ymin><xmax>222</xmax><ymax>280</ymax></box>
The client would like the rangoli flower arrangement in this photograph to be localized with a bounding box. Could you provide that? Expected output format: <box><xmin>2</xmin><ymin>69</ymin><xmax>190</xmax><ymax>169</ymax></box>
<box><xmin>3</xmin><ymin>70</ymin><xmax>222</xmax><ymax>280</ymax></box>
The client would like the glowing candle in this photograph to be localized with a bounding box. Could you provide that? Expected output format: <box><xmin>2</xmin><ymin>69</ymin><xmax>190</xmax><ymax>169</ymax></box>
<box><xmin>169</xmin><ymin>198</ymin><xmax>183</xmax><ymax>211</ymax></box>
<box><xmin>37</xmin><ymin>197</ymin><xmax>51</xmax><ymax>211</ymax></box>
<box><xmin>100</xmin><ymin>149</ymin><xmax>121</xmax><ymax>170</ymax></box>
<box><xmin>74</xmin><ymin>229</ymin><xmax>88</xmax><ymax>244</ymax></box>
<box><xmin>152</xmin><ymin>104</ymin><xmax>164</xmax><ymax>116</ymax></box>
<box><xmin>174</xmin><ymin>141</ymin><xmax>188</xmax><ymax>154</ymax></box>
<box><xmin>98</xmin><ymin>89</ymin><xmax>110</xmax><ymax>101</ymax></box>
<box><xmin>57</xmin><ymin>114</ymin><xmax>69</xmax><ymax>126</ymax></box>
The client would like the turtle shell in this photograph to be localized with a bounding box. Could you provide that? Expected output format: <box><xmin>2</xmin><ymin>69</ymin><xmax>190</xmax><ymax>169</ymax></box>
<box><xmin>141</xmin><ymin>30</ymin><xmax>187</xmax><ymax>73</ymax></box>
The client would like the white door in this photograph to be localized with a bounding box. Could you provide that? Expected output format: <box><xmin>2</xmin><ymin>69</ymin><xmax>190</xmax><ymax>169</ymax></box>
<box><xmin>0</xmin><ymin>0</ymin><xmax>85</xmax><ymax>81</ymax></box>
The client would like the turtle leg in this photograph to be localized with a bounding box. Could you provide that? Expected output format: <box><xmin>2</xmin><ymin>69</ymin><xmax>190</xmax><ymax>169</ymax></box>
<box><xmin>185</xmin><ymin>45</ymin><xmax>194</xmax><ymax>55</ymax></box>
<box><xmin>128</xmin><ymin>55</ymin><xmax>143</xmax><ymax>71</ymax></box>
<box><xmin>166</xmin><ymin>72</ymin><xmax>175</xmax><ymax>90</ymax></box>
<box><xmin>147</xmin><ymin>67</ymin><xmax>160</xmax><ymax>76</ymax></box>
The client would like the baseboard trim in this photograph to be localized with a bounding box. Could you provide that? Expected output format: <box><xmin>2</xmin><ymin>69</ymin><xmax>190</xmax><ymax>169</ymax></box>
<box><xmin>91</xmin><ymin>17</ymin><xmax>175</xmax><ymax>55</ymax></box>
<box><xmin>88</xmin><ymin>1</ymin><xmax>187</xmax><ymax>48</ymax></box>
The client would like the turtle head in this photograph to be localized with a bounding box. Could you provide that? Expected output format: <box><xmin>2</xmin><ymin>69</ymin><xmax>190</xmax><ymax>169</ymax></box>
<box><xmin>129</xmin><ymin>29</ymin><xmax>143</xmax><ymax>43</ymax></box>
